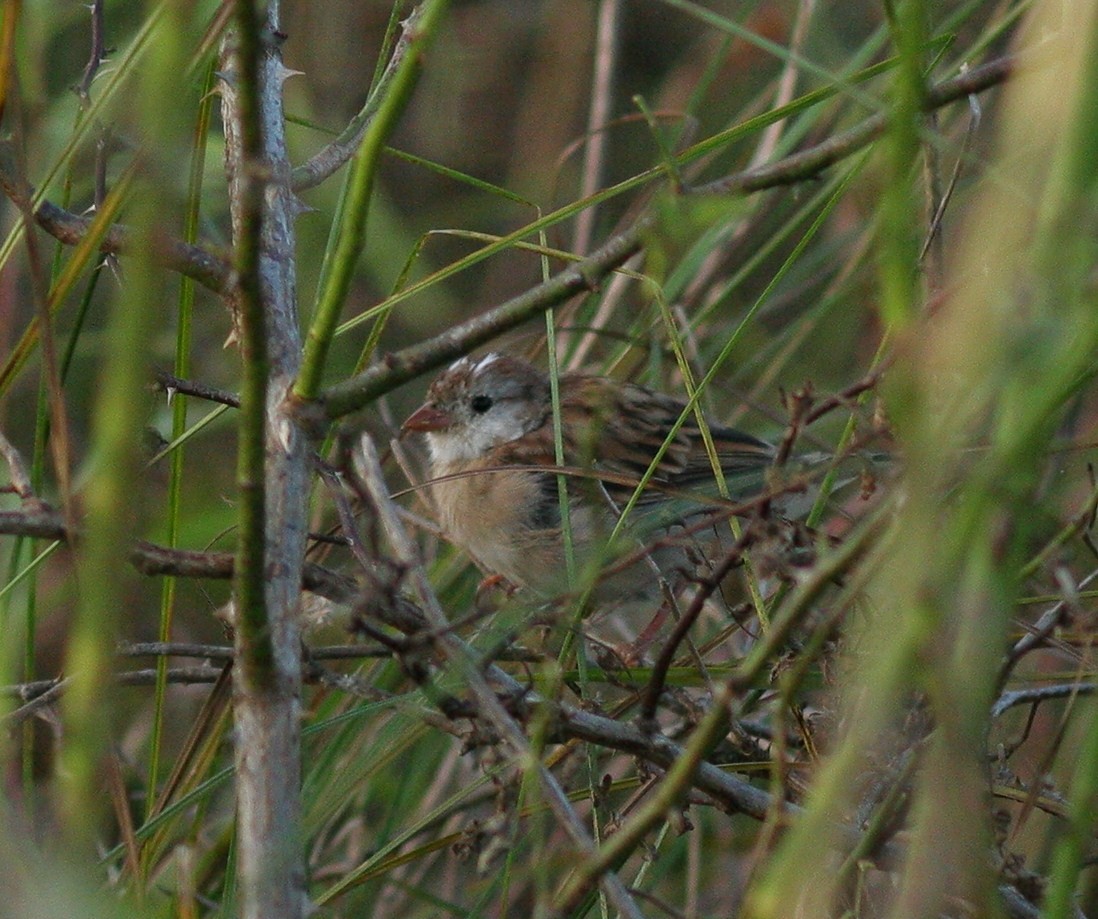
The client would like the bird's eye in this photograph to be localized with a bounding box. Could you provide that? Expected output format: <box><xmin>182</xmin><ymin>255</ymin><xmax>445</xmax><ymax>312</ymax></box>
<box><xmin>470</xmin><ymin>394</ymin><xmax>493</xmax><ymax>414</ymax></box>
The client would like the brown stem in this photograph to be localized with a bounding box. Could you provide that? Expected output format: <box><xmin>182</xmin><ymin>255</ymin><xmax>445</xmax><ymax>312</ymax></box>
<box><xmin>0</xmin><ymin>140</ymin><xmax>233</xmax><ymax>294</ymax></box>
<box><xmin>318</xmin><ymin>53</ymin><xmax>1017</xmax><ymax>420</ymax></box>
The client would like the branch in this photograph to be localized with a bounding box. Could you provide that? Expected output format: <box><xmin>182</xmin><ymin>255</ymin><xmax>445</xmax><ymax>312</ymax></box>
<box><xmin>0</xmin><ymin>506</ymin><xmax>67</xmax><ymax>539</ymax></box>
<box><xmin>991</xmin><ymin>683</ymin><xmax>1098</xmax><ymax>719</ymax></box>
<box><xmin>0</xmin><ymin>141</ymin><xmax>233</xmax><ymax>294</ymax></box>
<box><xmin>0</xmin><ymin>504</ymin><xmax>358</xmax><ymax>605</ymax></box>
<box><xmin>694</xmin><ymin>54</ymin><xmax>1016</xmax><ymax>196</ymax></box>
<box><xmin>290</xmin><ymin>7</ymin><xmax>424</xmax><ymax>191</ymax></box>
<box><xmin>319</xmin><ymin>220</ymin><xmax>645</xmax><ymax>418</ymax></box>
<box><xmin>75</xmin><ymin>0</ymin><xmax>107</xmax><ymax>104</ymax></box>
<box><xmin>316</xmin><ymin>52</ymin><xmax>1017</xmax><ymax>420</ymax></box>
<box><xmin>220</xmin><ymin>0</ymin><xmax>314</xmax><ymax>912</ymax></box>
<box><xmin>2</xmin><ymin>667</ymin><xmax>226</xmax><ymax>726</ymax></box>
<box><xmin>153</xmin><ymin>370</ymin><xmax>241</xmax><ymax>408</ymax></box>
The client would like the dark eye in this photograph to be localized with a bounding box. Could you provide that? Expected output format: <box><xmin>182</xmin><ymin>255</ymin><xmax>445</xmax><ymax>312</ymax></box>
<box><xmin>470</xmin><ymin>394</ymin><xmax>493</xmax><ymax>414</ymax></box>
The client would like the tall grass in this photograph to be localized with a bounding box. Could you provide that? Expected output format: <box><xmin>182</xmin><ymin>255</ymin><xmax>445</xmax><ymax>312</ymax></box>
<box><xmin>1</xmin><ymin>1</ymin><xmax>1095</xmax><ymax>917</ymax></box>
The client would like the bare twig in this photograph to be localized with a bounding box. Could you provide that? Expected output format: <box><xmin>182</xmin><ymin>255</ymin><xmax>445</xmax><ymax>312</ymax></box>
<box><xmin>317</xmin><ymin>215</ymin><xmax>643</xmax><ymax>418</ymax></box>
<box><xmin>75</xmin><ymin>0</ymin><xmax>108</xmax><ymax>104</ymax></box>
<box><xmin>991</xmin><ymin>683</ymin><xmax>1098</xmax><ymax>719</ymax></box>
<box><xmin>695</xmin><ymin>54</ymin><xmax>1015</xmax><ymax>197</ymax></box>
<box><xmin>120</xmin><ymin>642</ymin><xmax>236</xmax><ymax>660</ymax></box>
<box><xmin>289</xmin><ymin>8</ymin><xmax>424</xmax><ymax>191</ymax></box>
<box><xmin>639</xmin><ymin>533</ymin><xmax>750</xmax><ymax>724</ymax></box>
<box><xmin>919</xmin><ymin>86</ymin><xmax>983</xmax><ymax>268</ymax></box>
<box><xmin>118</xmin><ymin>641</ymin><xmax>400</xmax><ymax>662</ymax></box>
<box><xmin>154</xmin><ymin>370</ymin><xmax>241</xmax><ymax>408</ymax></box>
<box><xmin>803</xmin><ymin>363</ymin><xmax>891</xmax><ymax>426</ymax></box>
<box><xmin>315</xmin><ymin>461</ymin><xmax>374</xmax><ymax>572</ymax></box>
<box><xmin>0</xmin><ymin>505</ymin><xmax>359</xmax><ymax>602</ymax></box>
<box><xmin>0</xmin><ymin>506</ymin><xmax>67</xmax><ymax>539</ymax></box>
<box><xmin>1002</xmin><ymin>567</ymin><xmax>1098</xmax><ymax>685</ymax></box>
<box><xmin>2</xmin><ymin>666</ymin><xmax>225</xmax><ymax>726</ymax></box>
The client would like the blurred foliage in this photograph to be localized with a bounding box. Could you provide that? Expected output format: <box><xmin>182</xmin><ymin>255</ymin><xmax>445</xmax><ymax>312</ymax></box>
<box><xmin>1</xmin><ymin>0</ymin><xmax>1097</xmax><ymax>917</ymax></box>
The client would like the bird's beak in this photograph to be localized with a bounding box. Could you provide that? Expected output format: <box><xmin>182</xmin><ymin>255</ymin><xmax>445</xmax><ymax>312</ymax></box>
<box><xmin>401</xmin><ymin>403</ymin><xmax>452</xmax><ymax>433</ymax></box>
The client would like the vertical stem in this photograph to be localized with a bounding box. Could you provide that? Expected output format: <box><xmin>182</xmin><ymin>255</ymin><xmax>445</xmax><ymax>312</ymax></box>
<box><xmin>221</xmin><ymin>2</ymin><xmax>309</xmax><ymax>916</ymax></box>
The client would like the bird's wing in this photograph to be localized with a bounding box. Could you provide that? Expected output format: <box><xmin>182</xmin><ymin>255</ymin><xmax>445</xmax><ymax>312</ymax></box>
<box><xmin>559</xmin><ymin>375</ymin><xmax>774</xmax><ymax>511</ymax></box>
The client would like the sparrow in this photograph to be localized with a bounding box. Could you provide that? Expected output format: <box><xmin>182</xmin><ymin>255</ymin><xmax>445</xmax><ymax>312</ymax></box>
<box><xmin>402</xmin><ymin>352</ymin><xmax>780</xmax><ymax>599</ymax></box>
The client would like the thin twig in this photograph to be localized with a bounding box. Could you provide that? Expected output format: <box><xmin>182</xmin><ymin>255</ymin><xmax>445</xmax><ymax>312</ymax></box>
<box><xmin>2</xmin><ymin>667</ymin><xmax>225</xmax><ymax>725</ymax></box>
<box><xmin>0</xmin><ymin>506</ymin><xmax>67</xmax><ymax>539</ymax></box>
<box><xmin>315</xmin><ymin>460</ymin><xmax>374</xmax><ymax>572</ymax></box>
<box><xmin>919</xmin><ymin>85</ymin><xmax>982</xmax><ymax>268</ymax></box>
<box><xmin>153</xmin><ymin>370</ymin><xmax>241</xmax><ymax>408</ymax></box>
<box><xmin>638</xmin><ymin>532</ymin><xmax>750</xmax><ymax>725</ymax></box>
<box><xmin>117</xmin><ymin>641</ymin><xmax>403</xmax><ymax>661</ymax></box>
<box><xmin>289</xmin><ymin>7</ymin><xmax>424</xmax><ymax>191</ymax></box>
<box><xmin>0</xmin><ymin>508</ymin><xmax>359</xmax><ymax>600</ymax></box>
<box><xmin>991</xmin><ymin>683</ymin><xmax>1098</xmax><ymax>720</ymax></box>
<box><xmin>695</xmin><ymin>54</ymin><xmax>1015</xmax><ymax>197</ymax></box>
<box><xmin>75</xmin><ymin>0</ymin><xmax>108</xmax><ymax>104</ymax></box>
<box><xmin>1002</xmin><ymin>567</ymin><xmax>1098</xmax><ymax>685</ymax></box>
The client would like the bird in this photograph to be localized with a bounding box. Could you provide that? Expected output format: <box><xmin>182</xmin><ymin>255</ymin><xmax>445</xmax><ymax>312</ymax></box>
<box><xmin>401</xmin><ymin>352</ymin><xmax>783</xmax><ymax>601</ymax></box>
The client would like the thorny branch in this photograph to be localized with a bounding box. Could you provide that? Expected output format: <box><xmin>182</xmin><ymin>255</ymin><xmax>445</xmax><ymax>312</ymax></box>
<box><xmin>289</xmin><ymin>7</ymin><xmax>423</xmax><ymax>191</ymax></box>
<box><xmin>0</xmin><ymin>503</ymin><xmax>358</xmax><ymax>603</ymax></box>
<box><xmin>0</xmin><ymin>141</ymin><xmax>233</xmax><ymax>294</ymax></box>
<box><xmin>75</xmin><ymin>0</ymin><xmax>108</xmax><ymax>104</ymax></box>
<box><xmin>2</xmin><ymin>666</ymin><xmax>225</xmax><ymax>726</ymax></box>
<box><xmin>154</xmin><ymin>370</ymin><xmax>241</xmax><ymax>408</ymax></box>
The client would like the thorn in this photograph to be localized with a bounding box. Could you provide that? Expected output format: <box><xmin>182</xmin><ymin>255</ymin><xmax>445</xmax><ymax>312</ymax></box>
<box><xmin>276</xmin><ymin>64</ymin><xmax>303</xmax><ymax>85</ymax></box>
<box><xmin>102</xmin><ymin>254</ymin><xmax>123</xmax><ymax>285</ymax></box>
<box><xmin>289</xmin><ymin>196</ymin><xmax>315</xmax><ymax>217</ymax></box>
<box><xmin>276</xmin><ymin>417</ymin><xmax>294</xmax><ymax>455</ymax></box>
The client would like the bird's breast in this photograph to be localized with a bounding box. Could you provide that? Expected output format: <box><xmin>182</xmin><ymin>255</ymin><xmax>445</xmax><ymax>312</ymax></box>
<box><xmin>431</xmin><ymin>462</ymin><xmax>561</xmax><ymax>588</ymax></box>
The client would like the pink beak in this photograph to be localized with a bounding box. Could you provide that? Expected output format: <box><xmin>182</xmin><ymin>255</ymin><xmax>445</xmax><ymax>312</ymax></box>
<box><xmin>402</xmin><ymin>404</ymin><xmax>453</xmax><ymax>433</ymax></box>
